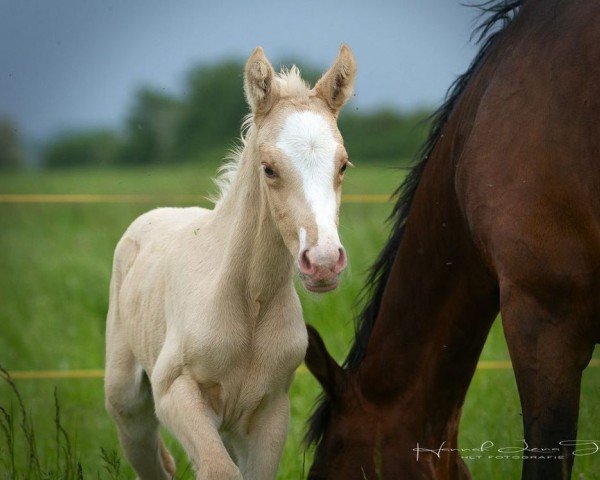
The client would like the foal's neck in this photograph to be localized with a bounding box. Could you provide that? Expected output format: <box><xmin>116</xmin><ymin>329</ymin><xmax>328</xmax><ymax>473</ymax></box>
<box><xmin>214</xmin><ymin>140</ymin><xmax>294</xmax><ymax>306</ymax></box>
<box><xmin>357</xmin><ymin>141</ymin><xmax>498</xmax><ymax>446</ymax></box>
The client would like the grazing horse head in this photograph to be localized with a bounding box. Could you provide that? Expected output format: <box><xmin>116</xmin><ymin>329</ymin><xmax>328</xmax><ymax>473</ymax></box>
<box><xmin>304</xmin><ymin>326</ymin><xmax>462</xmax><ymax>480</ymax></box>
<box><xmin>243</xmin><ymin>45</ymin><xmax>356</xmax><ymax>292</ymax></box>
<box><xmin>304</xmin><ymin>325</ymin><xmax>392</xmax><ymax>480</ymax></box>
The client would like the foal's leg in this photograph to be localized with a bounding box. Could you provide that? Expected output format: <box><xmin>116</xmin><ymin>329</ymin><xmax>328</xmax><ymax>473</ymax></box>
<box><xmin>500</xmin><ymin>284</ymin><xmax>596</xmax><ymax>480</ymax></box>
<box><xmin>238</xmin><ymin>394</ymin><xmax>290</xmax><ymax>480</ymax></box>
<box><xmin>152</xmin><ymin>344</ymin><xmax>242</xmax><ymax>480</ymax></box>
<box><xmin>105</xmin><ymin>344</ymin><xmax>175</xmax><ymax>480</ymax></box>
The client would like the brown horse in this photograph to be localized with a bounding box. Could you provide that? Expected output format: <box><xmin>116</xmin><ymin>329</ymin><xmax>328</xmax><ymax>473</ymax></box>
<box><xmin>304</xmin><ymin>1</ymin><xmax>600</xmax><ymax>479</ymax></box>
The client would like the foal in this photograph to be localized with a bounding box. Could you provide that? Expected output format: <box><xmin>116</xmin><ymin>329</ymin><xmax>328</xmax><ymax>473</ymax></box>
<box><xmin>105</xmin><ymin>45</ymin><xmax>356</xmax><ymax>479</ymax></box>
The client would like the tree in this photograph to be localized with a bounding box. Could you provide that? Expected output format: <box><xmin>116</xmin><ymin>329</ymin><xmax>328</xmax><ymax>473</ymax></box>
<box><xmin>43</xmin><ymin>129</ymin><xmax>121</xmax><ymax>169</ymax></box>
<box><xmin>339</xmin><ymin>109</ymin><xmax>430</xmax><ymax>163</ymax></box>
<box><xmin>120</xmin><ymin>87</ymin><xmax>183</xmax><ymax>165</ymax></box>
<box><xmin>177</xmin><ymin>61</ymin><xmax>247</xmax><ymax>158</ymax></box>
<box><xmin>0</xmin><ymin>118</ymin><xmax>25</xmax><ymax>169</ymax></box>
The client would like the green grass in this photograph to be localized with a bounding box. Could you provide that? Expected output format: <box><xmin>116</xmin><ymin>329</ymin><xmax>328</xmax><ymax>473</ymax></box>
<box><xmin>0</xmin><ymin>161</ymin><xmax>598</xmax><ymax>479</ymax></box>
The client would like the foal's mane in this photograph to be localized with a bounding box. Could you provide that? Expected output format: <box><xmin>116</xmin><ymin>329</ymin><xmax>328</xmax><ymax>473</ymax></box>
<box><xmin>306</xmin><ymin>0</ymin><xmax>524</xmax><ymax>446</ymax></box>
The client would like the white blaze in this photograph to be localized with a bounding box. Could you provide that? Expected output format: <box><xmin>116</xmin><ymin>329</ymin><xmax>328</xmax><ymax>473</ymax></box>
<box><xmin>298</xmin><ymin>227</ymin><xmax>308</xmax><ymax>256</ymax></box>
<box><xmin>276</xmin><ymin>111</ymin><xmax>340</xmax><ymax>250</ymax></box>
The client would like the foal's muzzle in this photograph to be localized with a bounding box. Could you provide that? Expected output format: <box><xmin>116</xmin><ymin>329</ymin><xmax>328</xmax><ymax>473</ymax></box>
<box><xmin>298</xmin><ymin>245</ymin><xmax>347</xmax><ymax>292</ymax></box>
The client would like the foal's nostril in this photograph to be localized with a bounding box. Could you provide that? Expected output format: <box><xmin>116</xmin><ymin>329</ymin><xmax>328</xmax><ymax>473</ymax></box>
<box><xmin>334</xmin><ymin>247</ymin><xmax>347</xmax><ymax>273</ymax></box>
<box><xmin>299</xmin><ymin>249</ymin><xmax>315</xmax><ymax>275</ymax></box>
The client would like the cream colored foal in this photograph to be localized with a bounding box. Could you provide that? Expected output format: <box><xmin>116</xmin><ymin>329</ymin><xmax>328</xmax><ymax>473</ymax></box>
<box><xmin>104</xmin><ymin>45</ymin><xmax>356</xmax><ymax>480</ymax></box>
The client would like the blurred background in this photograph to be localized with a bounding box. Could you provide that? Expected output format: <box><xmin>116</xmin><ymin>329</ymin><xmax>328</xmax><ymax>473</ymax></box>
<box><xmin>0</xmin><ymin>0</ymin><xmax>481</xmax><ymax>170</ymax></box>
<box><xmin>2</xmin><ymin>2</ymin><xmax>598</xmax><ymax>479</ymax></box>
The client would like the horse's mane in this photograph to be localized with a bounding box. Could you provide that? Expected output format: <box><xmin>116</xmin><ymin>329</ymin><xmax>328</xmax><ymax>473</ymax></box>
<box><xmin>211</xmin><ymin>66</ymin><xmax>311</xmax><ymax>204</ymax></box>
<box><xmin>306</xmin><ymin>0</ymin><xmax>524</xmax><ymax>446</ymax></box>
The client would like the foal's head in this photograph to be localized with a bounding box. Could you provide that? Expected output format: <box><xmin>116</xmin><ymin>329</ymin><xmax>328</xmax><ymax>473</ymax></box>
<box><xmin>243</xmin><ymin>45</ymin><xmax>356</xmax><ymax>292</ymax></box>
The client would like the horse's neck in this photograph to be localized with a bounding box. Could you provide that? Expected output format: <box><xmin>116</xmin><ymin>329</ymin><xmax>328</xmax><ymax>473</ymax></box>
<box><xmin>357</xmin><ymin>138</ymin><xmax>499</xmax><ymax>442</ymax></box>
<box><xmin>214</xmin><ymin>143</ymin><xmax>294</xmax><ymax>305</ymax></box>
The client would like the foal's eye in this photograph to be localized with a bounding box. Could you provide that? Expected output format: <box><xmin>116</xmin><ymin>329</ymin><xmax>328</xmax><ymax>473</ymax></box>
<box><xmin>263</xmin><ymin>164</ymin><xmax>277</xmax><ymax>178</ymax></box>
<box><xmin>340</xmin><ymin>163</ymin><xmax>348</xmax><ymax>175</ymax></box>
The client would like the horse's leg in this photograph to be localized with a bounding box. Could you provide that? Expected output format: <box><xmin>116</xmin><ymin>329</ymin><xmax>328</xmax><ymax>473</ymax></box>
<box><xmin>151</xmin><ymin>343</ymin><xmax>242</xmax><ymax>480</ymax></box>
<box><xmin>500</xmin><ymin>284</ymin><xmax>595</xmax><ymax>480</ymax></box>
<box><xmin>105</xmin><ymin>342</ymin><xmax>175</xmax><ymax>480</ymax></box>
<box><xmin>238</xmin><ymin>394</ymin><xmax>289</xmax><ymax>480</ymax></box>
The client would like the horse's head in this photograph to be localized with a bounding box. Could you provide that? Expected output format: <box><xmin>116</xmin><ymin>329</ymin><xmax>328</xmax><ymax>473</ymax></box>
<box><xmin>243</xmin><ymin>45</ymin><xmax>356</xmax><ymax>292</ymax></box>
<box><xmin>304</xmin><ymin>325</ymin><xmax>447</xmax><ymax>480</ymax></box>
<box><xmin>304</xmin><ymin>324</ymin><xmax>383</xmax><ymax>479</ymax></box>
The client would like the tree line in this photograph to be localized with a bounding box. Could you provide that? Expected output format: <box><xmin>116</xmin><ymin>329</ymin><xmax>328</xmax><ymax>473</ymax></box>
<box><xmin>0</xmin><ymin>60</ymin><xmax>431</xmax><ymax>170</ymax></box>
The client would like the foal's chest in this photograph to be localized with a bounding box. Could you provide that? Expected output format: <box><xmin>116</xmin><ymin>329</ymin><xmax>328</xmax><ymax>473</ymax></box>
<box><xmin>183</xmin><ymin>307</ymin><xmax>307</xmax><ymax>429</ymax></box>
<box><xmin>184</xmin><ymin>302</ymin><xmax>307</xmax><ymax>394</ymax></box>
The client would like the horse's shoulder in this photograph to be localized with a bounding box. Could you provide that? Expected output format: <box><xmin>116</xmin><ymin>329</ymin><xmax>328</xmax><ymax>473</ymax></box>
<box><xmin>113</xmin><ymin>206</ymin><xmax>212</xmax><ymax>264</ymax></box>
<box><xmin>123</xmin><ymin>207</ymin><xmax>208</xmax><ymax>241</ymax></box>
<box><xmin>131</xmin><ymin>206</ymin><xmax>210</xmax><ymax>231</ymax></box>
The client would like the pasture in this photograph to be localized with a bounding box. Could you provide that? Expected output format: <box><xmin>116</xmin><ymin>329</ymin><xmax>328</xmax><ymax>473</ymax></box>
<box><xmin>1</xmin><ymin>158</ymin><xmax>598</xmax><ymax>479</ymax></box>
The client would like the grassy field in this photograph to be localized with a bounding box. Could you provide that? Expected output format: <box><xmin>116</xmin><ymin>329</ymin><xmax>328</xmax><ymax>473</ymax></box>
<box><xmin>0</xmin><ymin>159</ymin><xmax>598</xmax><ymax>479</ymax></box>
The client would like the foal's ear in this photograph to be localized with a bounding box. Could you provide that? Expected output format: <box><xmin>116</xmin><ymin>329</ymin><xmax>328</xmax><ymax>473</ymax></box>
<box><xmin>305</xmin><ymin>324</ymin><xmax>344</xmax><ymax>399</ymax></box>
<box><xmin>244</xmin><ymin>46</ymin><xmax>279</xmax><ymax>115</ymax></box>
<box><xmin>314</xmin><ymin>44</ymin><xmax>357</xmax><ymax>114</ymax></box>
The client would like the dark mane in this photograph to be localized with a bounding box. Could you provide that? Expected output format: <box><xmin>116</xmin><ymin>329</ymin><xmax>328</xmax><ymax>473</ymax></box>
<box><xmin>306</xmin><ymin>0</ymin><xmax>524</xmax><ymax>447</ymax></box>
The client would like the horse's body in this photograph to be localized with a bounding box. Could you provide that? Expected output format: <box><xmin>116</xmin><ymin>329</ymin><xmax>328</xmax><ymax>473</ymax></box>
<box><xmin>105</xmin><ymin>46</ymin><xmax>357</xmax><ymax>480</ymax></box>
<box><xmin>305</xmin><ymin>2</ymin><xmax>600</xmax><ymax>479</ymax></box>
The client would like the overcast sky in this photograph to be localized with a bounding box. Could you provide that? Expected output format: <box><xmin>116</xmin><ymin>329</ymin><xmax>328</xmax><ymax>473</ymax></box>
<box><xmin>0</xmin><ymin>0</ymin><xmax>483</xmax><ymax>140</ymax></box>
